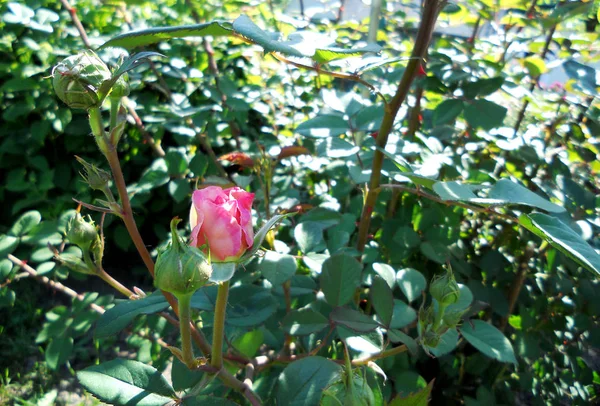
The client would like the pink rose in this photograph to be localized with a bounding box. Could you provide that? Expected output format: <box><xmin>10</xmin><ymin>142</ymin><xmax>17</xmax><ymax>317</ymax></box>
<box><xmin>189</xmin><ymin>186</ymin><xmax>255</xmax><ymax>262</ymax></box>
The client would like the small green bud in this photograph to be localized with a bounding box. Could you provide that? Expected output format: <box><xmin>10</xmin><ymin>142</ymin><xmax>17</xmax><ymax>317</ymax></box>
<box><xmin>110</xmin><ymin>74</ymin><xmax>130</xmax><ymax>99</ymax></box>
<box><xmin>154</xmin><ymin>218</ymin><xmax>212</xmax><ymax>296</ymax></box>
<box><xmin>418</xmin><ymin>304</ymin><xmax>435</xmax><ymax>332</ymax></box>
<box><xmin>422</xmin><ymin>331</ymin><xmax>441</xmax><ymax>348</ymax></box>
<box><xmin>52</xmin><ymin>51</ymin><xmax>111</xmax><ymax>110</ymax></box>
<box><xmin>66</xmin><ymin>213</ymin><xmax>98</xmax><ymax>251</ymax></box>
<box><xmin>429</xmin><ymin>267</ymin><xmax>460</xmax><ymax>307</ymax></box>
<box><xmin>321</xmin><ymin>374</ymin><xmax>375</xmax><ymax>406</ymax></box>
<box><xmin>443</xmin><ymin>310</ymin><xmax>465</xmax><ymax>329</ymax></box>
<box><xmin>75</xmin><ymin>156</ymin><xmax>112</xmax><ymax>191</ymax></box>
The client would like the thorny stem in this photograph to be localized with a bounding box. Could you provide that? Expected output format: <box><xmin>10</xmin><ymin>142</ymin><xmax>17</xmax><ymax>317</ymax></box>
<box><xmin>97</xmin><ymin>267</ymin><xmax>134</xmax><ymax>298</ymax></box>
<box><xmin>356</xmin><ymin>0</ymin><xmax>445</xmax><ymax>253</ymax></box>
<box><xmin>211</xmin><ymin>281</ymin><xmax>230</xmax><ymax>370</ymax></box>
<box><xmin>512</xmin><ymin>21</ymin><xmax>558</xmax><ymax>136</ymax></box>
<box><xmin>121</xmin><ymin>97</ymin><xmax>166</xmax><ymax>157</ymax></box>
<box><xmin>379</xmin><ymin>184</ymin><xmax>519</xmax><ymax>223</ymax></box>
<box><xmin>58</xmin><ymin>0</ymin><xmax>91</xmax><ymax>49</ymax></box>
<box><xmin>269</xmin><ymin>53</ymin><xmax>388</xmax><ymax>104</ymax></box>
<box><xmin>352</xmin><ymin>344</ymin><xmax>408</xmax><ymax>366</ymax></box>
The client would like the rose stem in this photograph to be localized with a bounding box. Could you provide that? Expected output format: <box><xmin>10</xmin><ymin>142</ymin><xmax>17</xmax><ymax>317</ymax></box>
<box><xmin>211</xmin><ymin>280</ymin><xmax>230</xmax><ymax>370</ymax></box>
<box><xmin>355</xmin><ymin>0</ymin><xmax>444</xmax><ymax>254</ymax></box>
<box><xmin>178</xmin><ymin>293</ymin><xmax>195</xmax><ymax>368</ymax></box>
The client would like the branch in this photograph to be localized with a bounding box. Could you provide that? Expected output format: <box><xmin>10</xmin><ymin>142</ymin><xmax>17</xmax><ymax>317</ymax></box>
<box><xmin>122</xmin><ymin>97</ymin><xmax>166</xmax><ymax>157</ymax></box>
<box><xmin>58</xmin><ymin>0</ymin><xmax>92</xmax><ymax>49</ymax></box>
<box><xmin>379</xmin><ymin>184</ymin><xmax>519</xmax><ymax>223</ymax></box>
<box><xmin>356</xmin><ymin>0</ymin><xmax>446</xmax><ymax>253</ymax></box>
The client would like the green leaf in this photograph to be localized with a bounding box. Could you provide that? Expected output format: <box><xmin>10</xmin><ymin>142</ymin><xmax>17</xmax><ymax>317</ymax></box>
<box><xmin>9</xmin><ymin>210</ymin><xmax>41</xmax><ymax>236</ymax></box>
<box><xmin>433</xmin><ymin>99</ymin><xmax>463</xmax><ymax>126</ymax></box>
<box><xmin>523</xmin><ymin>56</ymin><xmax>547</xmax><ymax>78</ymax></box>
<box><xmin>281</xmin><ymin>308</ymin><xmax>329</xmax><ymax>336</ymax></box>
<box><xmin>330</xmin><ymin>307</ymin><xmax>380</xmax><ymax>332</ymax></box>
<box><xmin>316</xmin><ymin>137</ymin><xmax>359</xmax><ymax>158</ymax></box>
<box><xmin>387</xmin><ymin>329</ymin><xmax>418</xmax><ymax>355</ymax></box>
<box><xmin>233</xmin><ymin>15</ymin><xmax>304</xmax><ymax>57</ymax></box>
<box><xmin>519</xmin><ymin>212</ymin><xmax>600</xmax><ymax>276</ymax></box>
<box><xmin>0</xmin><ymin>235</ymin><xmax>19</xmax><ymax>257</ymax></box>
<box><xmin>313</xmin><ymin>44</ymin><xmax>382</xmax><ymax>64</ymax></box>
<box><xmin>95</xmin><ymin>292</ymin><xmax>169</xmax><ymax>339</ymax></box>
<box><xmin>241</xmin><ymin>214</ymin><xmax>291</xmax><ymax>262</ymax></box>
<box><xmin>396</xmin><ymin>268</ymin><xmax>426</xmax><ymax>303</ymax></box>
<box><xmin>459</xmin><ymin>320</ymin><xmax>517</xmax><ymax>363</ymax></box>
<box><xmin>463</xmin><ymin>100</ymin><xmax>507</xmax><ymax>130</ymax></box>
<box><xmin>0</xmin><ymin>259</ymin><xmax>13</xmax><ymax>281</ymax></box>
<box><xmin>168</xmin><ymin>179</ymin><xmax>191</xmax><ymax>203</ymax></box>
<box><xmin>189</xmin><ymin>153</ymin><xmax>208</xmax><ymax>178</ymax></box>
<box><xmin>370</xmin><ymin>276</ymin><xmax>394</xmax><ymax>326</ymax></box>
<box><xmin>77</xmin><ymin>359</ymin><xmax>176</xmax><ymax>405</ymax></box>
<box><xmin>226</xmin><ymin>285</ymin><xmax>278</xmax><ymax>327</ymax></box>
<box><xmin>296</xmin><ymin>115</ymin><xmax>349</xmax><ymax>138</ymax></box>
<box><xmin>260</xmin><ymin>251</ymin><xmax>297</xmax><ymax>285</ymax></box>
<box><xmin>563</xmin><ymin>59</ymin><xmax>598</xmax><ymax>93</ymax></box>
<box><xmin>462</xmin><ymin>77</ymin><xmax>504</xmax><ymax>98</ymax></box>
<box><xmin>232</xmin><ymin>330</ymin><xmax>264</xmax><ymax>358</ymax></box>
<box><xmin>389</xmin><ymin>300</ymin><xmax>417</xmax><ymax>329</ymax></box>
<box><xmin>337</xmin><ymin>326</ymin><xmax>384</xmax><ymax>354</ymax></box>
<box><xmin>45</xmin><ymin>337</ymin><xmax>74</xmax><ymax>370</ymax></box>
<box><xmin>447</xmin><ymin>284</ymin><xmax>473</xmax><ymax>313</ymax></box>
<box><xmin>320</xmin><ymin>254</ymin><xmax>362</xmax><ymax>306</ymax></box>
<box><xmin>181</xmin><ymin>396</ymin><xmax>240</xmax><ymax>406</ymax></box>
<box><xmin>0</xmin><ymin>287</ymin><xmax>16</xmax><ymax>309</ymax></box>
<box><xmin>389</xmin><ymin>379</ymin><xmax>434</xmax><ymax>406</ymax></box>
<box><xmin>100</xmin><ymin>21</ymin><xmax>233</xmax><ymax>49</ymax></box>
<box><xmin>488</xmin><ymin>179</ymin><xmax>564</xmax><ymax>213</ymax></box>
<box><xmin>277</xmin><ymin>357</ymin><xmax>342</xmax><ymax>406</ymax></box>
<box><xmin>424</xmin><ymin>328</ymin><xmax>459</xmax><ymax>357</ymax></box>
<box><xmin>171</xmin><ymin>358</ymin><xmax>203</xmax><ymax>391</ymax></box>
<box><xmin>294</xmin><ymin>221</ymin><xmax>325</xmax><ymax>253</ymax></box>
<box><xmin>371</xmin><ymin>263</ymin><xmax>396</xmax><ymax>289</ymax></box>
<box><xmin>98</xmin><ymin>52</ymin><xmax>165</xmax><ymax>98</ymax></box>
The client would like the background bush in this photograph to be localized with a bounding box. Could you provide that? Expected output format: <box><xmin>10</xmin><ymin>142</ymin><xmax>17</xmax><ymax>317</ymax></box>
<box><xmin>1</xmin><ymin>0</ymin><xmax>599</xmax><ymax>404</ymax></box>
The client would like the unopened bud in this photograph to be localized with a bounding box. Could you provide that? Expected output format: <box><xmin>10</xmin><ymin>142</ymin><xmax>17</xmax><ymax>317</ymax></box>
<box><xmin>443</xmin><ymin>310</ymin><xmax>464</xmax><ymax>329</ymax></box>
<box><xmin>154</xmin><ymin>218</ymin><xmax>212</xmax><ymax>296</ymax></box>
<box><xmin>55</xmin><ymin>253</ymin><xmax>95</xmax><ymax>275</ymax></box>
<box><xmin>66</xmin><ymin>213</ymin><xmax>98</xmax><ymax>251</ymax></box>
<box><xmin>429</xmin><ymin>267</ymin><xmax>460</xmax><ymax>307</ymax></box>
<box><xmin>52</xmin><ymin>51</ymin><xmax>111</xmax><ymax>110</ymax></box>
<box><xmin>422</xmin><ymin>331</ymin><xmax>441</xmax><ymax>348</ymax></box>
<box><xmin>75</xmin><ymin>156</ymin><xmax>111</xmax><ymax>191</ymax></box>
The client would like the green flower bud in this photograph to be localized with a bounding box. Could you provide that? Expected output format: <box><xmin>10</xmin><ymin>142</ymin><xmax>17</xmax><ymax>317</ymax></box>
<box><xmin>418</xmin><ymin>304</ymin><xmax>435</xmax><ymax>332</ymax></box>
<box><xmin>422</xmin><ymin>331</ymin><xmax>441</xmax><ymax>348</ymax></box>
<box><xmin>321</xmin><ymin>374</ymin><xmax>375</xmax><ymax>406</ymax></box>
<box><xmin>75</xmin><ymin>156</ymin><xmax>112</xmax><ymax>191</ymax></box>
<box><xmin>154</xmin><ymin>218</ymin><xmax>212</xmax><ymax>297</ymax></box>
<box><xmin>52</xmin><ymin>51</ymin><xmax>111</xmax><ymax>110</ymax></box>
<box><xmin>443</xmin><ymin>310</ymin><xmax>465</xmax><ymax>329</ymax></box>
<box><xmin>66</xmin><ymin>213</ymin><xmax>98</xmax><ymax>251</ymax></box>
<box><xmin>110</xmin><ymin>74</ymin><xmax>130</xmax><ymax>99</ymax></box>
<box><xmin>429</xmin><ymin>268</ymin><xmax>460</xmax><ymax>307</ymax></box>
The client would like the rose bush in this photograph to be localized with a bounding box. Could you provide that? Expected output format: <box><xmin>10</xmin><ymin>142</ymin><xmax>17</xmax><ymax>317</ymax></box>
<box><xmin>189</xmin><ymin>186</ymin><xmax>255</xmax><ymax>262</ymax></box>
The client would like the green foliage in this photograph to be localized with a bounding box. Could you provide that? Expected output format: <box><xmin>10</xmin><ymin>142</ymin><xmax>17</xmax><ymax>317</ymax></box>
<box><xmin>1</xmin><ymin>0</ymin><xmax>599</xmax><ymax>404</ymax></box>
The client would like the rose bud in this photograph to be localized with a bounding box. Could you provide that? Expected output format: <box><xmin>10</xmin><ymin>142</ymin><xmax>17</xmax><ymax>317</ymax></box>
<box><xmin>52</xmin><ymin>51</ymin><xmax>112</xmax><ymax>110</ymax></box>
<box><xmin>66</xmin><ymin>213</ymin><xmax>98</xmax><ymax>251</ymax></box>
<box><xmin>429</xmin><ymin>267</ymin><xmax>460</xmax><ymax>307</ymax></box>
<box><xmin>190</xmin><ymin>186</ymin><xmax>255</xmax><ymax>263</ymax></box>
<box><xmin>154</xmin><ymin>218</ymin><xmax>212</xmax><ymax>296</ymax></box>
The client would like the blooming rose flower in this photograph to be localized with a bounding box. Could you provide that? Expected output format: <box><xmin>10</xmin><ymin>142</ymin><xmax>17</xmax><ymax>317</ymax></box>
<box><xmin>190</xmin><ymin>186</ymin><xmax>254</xmax><ymax>262</ymax></box>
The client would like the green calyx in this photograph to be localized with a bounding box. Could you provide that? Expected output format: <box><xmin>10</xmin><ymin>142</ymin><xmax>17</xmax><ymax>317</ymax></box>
<box><xmin>429</xmin><ymin>267</ymin><xmax>460</xmax><ymax>307</ymax></box>
<box><xmin>52</xmin><ymin>51</ymin><xmax>112</xmax><ymax>110</ymax></box>
<box><xmin>154</xmin><ymin>218</ymin><xmax>212</xmax><ymax>297</ymax></box>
